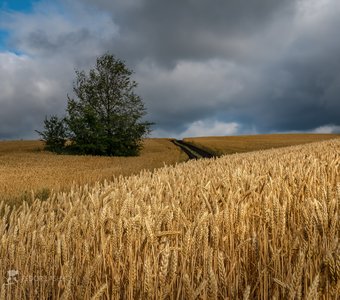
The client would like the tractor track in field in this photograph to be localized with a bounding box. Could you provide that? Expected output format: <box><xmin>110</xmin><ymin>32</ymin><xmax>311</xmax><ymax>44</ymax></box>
<box><xmin>172</xmin><ymin>140</ymin><xmax>216</xmax><ymax>160</ymax></box>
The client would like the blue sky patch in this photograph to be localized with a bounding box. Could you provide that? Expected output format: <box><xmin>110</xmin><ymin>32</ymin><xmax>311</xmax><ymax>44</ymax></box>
<box><xmin>0</xmin><ymin>0</ymin><xmax>38</xmax><ymax>52</ymax></box>
<box><xmin>0</xmin><ymin>0</ymin><xmax>36</xmax><ymax>13</ymax></box>
<box><xmin>0</xmin><ymin>29</ymin><xmax>9</xmax><ymax>50</ymax></box>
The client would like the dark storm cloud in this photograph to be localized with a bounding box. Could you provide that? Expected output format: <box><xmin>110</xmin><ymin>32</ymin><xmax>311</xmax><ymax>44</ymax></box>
<box><xmin>134</xmin><ymin>59</ymin><xmax>250</xmax><ymax>133</ymax></box>
<box><xmin>1</xmin><ymin>0</ymin><xmax>340</xmax><ymax>139</ymax></box>
<box><xmin>22</xmin><ymin>28</ymin><xmax>91</xmax><ymax>55</ymax></box>
<box><xmin>79</xmin><ymin>0</ymin><xmax>296</xmax><ymax>66</ymax></box>
<box><xmin>233</xmin><ymin>6</ymin><xmax>340</xmax><ymax>133</ymax></box>
<box><xmin>78</xmin><ymin>0</ymin><xmax>340</xmax><ymax>135</ymax></box>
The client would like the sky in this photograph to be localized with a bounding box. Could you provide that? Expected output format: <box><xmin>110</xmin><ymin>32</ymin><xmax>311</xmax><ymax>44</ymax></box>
<box><xmin>0</xmin><ymin>0</ymin><xmax>340</xmax><ymax>139</ymax></box>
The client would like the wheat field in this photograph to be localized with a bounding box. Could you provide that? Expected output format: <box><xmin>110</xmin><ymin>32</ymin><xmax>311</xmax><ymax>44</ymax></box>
<box><xmin>0</xmin><ymin>139</ymin><xmax>187</xmax><ymax>206</ymax></box>
<box><xmin>184</xmin><ymin>134</ymin><xmax>339</xmax><ymax>155</ymax></box>
<box><xmin>0</xmin><ymin>139</ymin><xmax>339</xmax><ymax>299</ymax></box>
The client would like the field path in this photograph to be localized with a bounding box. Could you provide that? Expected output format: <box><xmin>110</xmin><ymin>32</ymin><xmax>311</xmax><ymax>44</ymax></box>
<box><xmin>172</xmin><ymin>139</ymin><xmax>215</xmax><ymax>159</ymax></box>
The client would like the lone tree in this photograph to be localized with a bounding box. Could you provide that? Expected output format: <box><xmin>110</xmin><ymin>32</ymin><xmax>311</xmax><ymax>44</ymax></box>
<box><xmin>37</xmin><ymin>53</ymin><xmax>152</xmax><ymax>156</ymax></box>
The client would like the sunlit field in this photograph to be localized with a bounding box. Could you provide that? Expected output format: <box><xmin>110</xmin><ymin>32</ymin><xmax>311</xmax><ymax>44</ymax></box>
<box><xmin>0</xmin><ymin>139</ymin><xmax>187</xmax><ymax>206</ymax></box>
<box><xmin>184</xmin><ymin>133</ymin><xmax>339</xmax><ymax>155</ymax></box>
<box><xmin>0</xmin><ymin>139</ymin><xmax>338</xmax><ymax>299</ymax></box>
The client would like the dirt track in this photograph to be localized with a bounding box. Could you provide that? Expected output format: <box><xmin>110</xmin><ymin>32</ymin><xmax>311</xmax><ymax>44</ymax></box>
<box><xmin>172</xmin><ymin>140</ymin><xmax>216</xmax><ymax>159</ymax></box>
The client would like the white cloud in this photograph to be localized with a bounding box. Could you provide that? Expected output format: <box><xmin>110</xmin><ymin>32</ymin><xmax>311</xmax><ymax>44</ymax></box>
<box><xmin>0</xmin><ymin>1</ymin><xmax>119</xmax><ymax>138</ymax></box>
<box><xmin>312</xmin><ymin>124</ymin><xmax>340</xmax><ymax>134</ymax></box>
<box><xmin>297</xmin><ymin>0</ymin><xmax>333</xmax><ymax>19</ymax></box>
<box><xmin>180</xmin><ymin>120</ymin><xmax>239</xmax><ymax>138</ymax></box>
<box><xmin>152</xmin><ymin>120</ymin><xmax>241</xmax><ymax>139</ymax></box>
<box><xmin>0</xmin><ymin>51</ymin><xmax>71</xmax><ymax>138</ymax></box>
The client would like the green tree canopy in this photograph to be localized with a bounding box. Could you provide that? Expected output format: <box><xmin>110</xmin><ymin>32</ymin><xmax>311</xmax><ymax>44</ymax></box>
<box><xmin>37</xmin><ymin>53</ymin><xmax>152</xmax><ymax>156</ymax></box>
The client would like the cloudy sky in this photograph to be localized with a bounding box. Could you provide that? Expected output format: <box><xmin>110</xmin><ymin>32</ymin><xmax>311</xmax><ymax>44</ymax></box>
<box><xmin>0</xmin><ymin>0</ymin><xmax>339</xmax><ymax>139</ymax></box>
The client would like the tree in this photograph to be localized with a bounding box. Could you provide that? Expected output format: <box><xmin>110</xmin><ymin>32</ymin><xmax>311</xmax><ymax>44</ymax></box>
<box><xmin>35</xmin><ymin>115</ymin><xmax>67</xmax><ymax>153</ymax></box>
<box><xmin>37</xmin><ymin>53</ymin><xmax>152</xmax><ymax>156</ymax></box>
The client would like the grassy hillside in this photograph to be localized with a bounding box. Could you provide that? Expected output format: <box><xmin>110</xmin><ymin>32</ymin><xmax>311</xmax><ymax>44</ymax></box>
<box><xmin>0</xmin><ymin>139</ymin><xmax>187</xmax><ymax>205</ymax></box>
<box><xmin>184</xmin><ymin>133</ymin><xmax>339</xmax><ymax>155</ymax></box>
<box><xmin>0</xmin><ymin>139</ymin><xmax>338</xmax><ymax>299</ymax></box>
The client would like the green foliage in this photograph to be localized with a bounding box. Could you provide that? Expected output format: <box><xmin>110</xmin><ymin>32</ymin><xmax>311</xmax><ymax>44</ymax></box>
<box><xmin>35</xmin><ymin>115</ymin><xmax>67</xmax><ymax>153</ymax></box>
<box><xmin>37</xmin><ymin>53</ymin><xmax>153</xmax><ymax>156</ymax></box>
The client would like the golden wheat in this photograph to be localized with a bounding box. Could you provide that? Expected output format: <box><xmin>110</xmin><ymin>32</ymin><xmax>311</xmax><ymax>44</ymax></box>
<box><xmin>0</xmin><ymin>138</ymin><xmax>339</xmax><ymax>299</ymax></box>
<box><xmin>0</xmin><ymin>138</ymin><xmax>187</xmax><ymax>206</ymax></box>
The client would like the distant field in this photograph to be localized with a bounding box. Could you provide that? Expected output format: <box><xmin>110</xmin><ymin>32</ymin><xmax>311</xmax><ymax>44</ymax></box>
<box><xmin>0</xmin><ymin>139</ymin><xmax>187</xmax><ymax>205</ymax></box>
<box><xmin>184</xmin><ymin>133</ymin><xmax>339</xmax><ymax>155</ymax></box>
